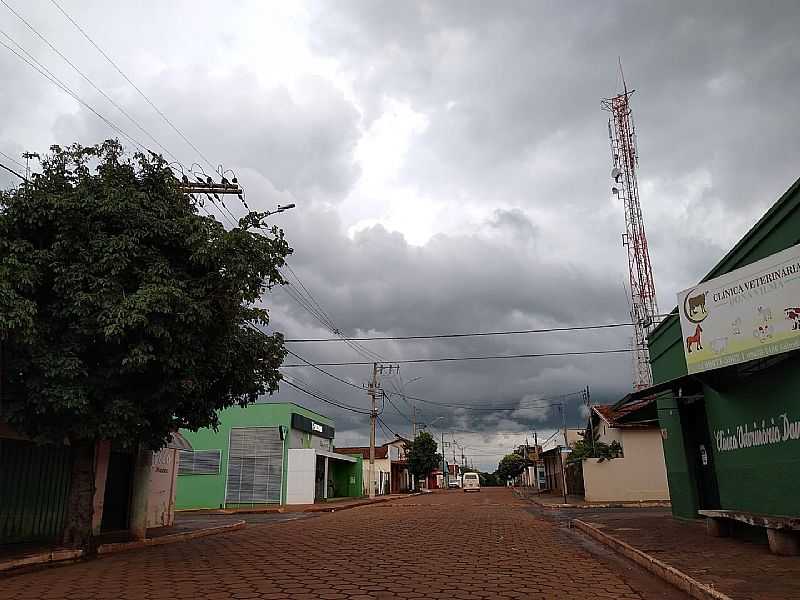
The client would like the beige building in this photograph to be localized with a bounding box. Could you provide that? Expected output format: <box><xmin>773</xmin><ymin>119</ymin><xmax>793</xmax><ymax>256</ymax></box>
<box><xmin>582</xmin><ymin>400</ymin><xmax>670</xmax><ymax>503</ymax></box>
<box><xmin>336</xmin><ymin>437</ymin><xmax>411</xmax><ymax>495</ymax></box>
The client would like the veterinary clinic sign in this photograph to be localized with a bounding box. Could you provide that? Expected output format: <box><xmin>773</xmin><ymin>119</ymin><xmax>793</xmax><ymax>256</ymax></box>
<box><xmin>677</xmin><ymin>242</ymin><xmax>800</xmax><ymax>374</ymax></box>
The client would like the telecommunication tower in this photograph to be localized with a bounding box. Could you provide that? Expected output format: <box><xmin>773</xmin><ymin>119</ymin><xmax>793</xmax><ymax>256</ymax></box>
<box><xmin>602</xmin><ymin>75</ymin><xmax>659</xmax><ymax>390</ymax></box>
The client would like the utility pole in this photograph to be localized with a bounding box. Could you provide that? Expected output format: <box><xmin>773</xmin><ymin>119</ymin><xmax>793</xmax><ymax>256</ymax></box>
<box><xmin>368</xmin><ymin>362</ymin><xmax>378</xmax><ymax>499</ymax></box>
<box><xmin>533</xmin><ymin>430</ymin><xmax>539</xmax><ymax>491</ymax></box>
<box><xmin>524</xmin><ymin>437</ymin><xmax>530</xmax><ymax>488</ymax></box>
<box><xmin>368</xmin><ymin>362</ymin><xmax>398</xmax><ymax>499</ymax></box>
<box><xmin>559</xmin><ymin>403</ymin><xmax>569</xmax><ymax>504</ymax></box>
<box><xmin>22</xmin><ymin>151</ymin><xmax>39</xmax><ymax>181</ymax></box>
<box><xmin>441</xmin><ymin>433</ymin><xmax>449</xmax><ymax>489</ymax></box>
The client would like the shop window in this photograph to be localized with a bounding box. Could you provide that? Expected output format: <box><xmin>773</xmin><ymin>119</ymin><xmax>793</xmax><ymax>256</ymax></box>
<box><xmin>178</xmin><ymin>450</ymin><xmax>221</xmax><ymax>475</ymax></box>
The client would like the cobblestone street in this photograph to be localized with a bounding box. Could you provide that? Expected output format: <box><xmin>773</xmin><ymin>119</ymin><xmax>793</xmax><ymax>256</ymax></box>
<box><xmin>0</xmin><ymin>489</ymin><xmax>685</xmax><ymax>599</ymax></box>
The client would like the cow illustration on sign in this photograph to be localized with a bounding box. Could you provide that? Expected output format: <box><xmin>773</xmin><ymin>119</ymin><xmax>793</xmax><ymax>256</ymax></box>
<box><xmin>686</xmin><ymin>292</ymin><xmax>708</xmax><ymax>319</ymax></box>
<box><xmin>686</xmin><ymin>324</ymin><xmax>703</xmax><ymax>353</ymax></box>
<box><xmin>785</xmin><ymin>307</ymin><xmax>800</xmax><ymax>330</ymax></box>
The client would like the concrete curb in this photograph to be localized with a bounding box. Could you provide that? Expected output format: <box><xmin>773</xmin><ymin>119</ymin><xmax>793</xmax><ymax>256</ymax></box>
<box><xmin>572</xmin><ymin>519</ymin><xmax>732</xmax><ymax>600</ymax></box>
<box><xmin>515</xmin><ymin>490</ymin><xmax>670</xmax><ymax>510</ymax></box>
<box><xmin>178</xmin><ymin>492</ymin><xmax>426</xmax><ymax>516</ymax></box>
<box><xmin>0</xmin><ymin>548</ymin><xmax>84</xmax><ymax>574</ymax></box>
<box><xmin>96</xmin><ymin>520</ymin><xmax>246</xmax><ymax>555</ymax></box>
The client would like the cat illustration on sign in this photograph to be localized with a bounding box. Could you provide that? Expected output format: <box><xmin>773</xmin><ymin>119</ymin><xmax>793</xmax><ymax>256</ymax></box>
<box><xmin>686</xmin><ymin>324</ymin><xmax>703</xmax><ymax>353</ymax></box>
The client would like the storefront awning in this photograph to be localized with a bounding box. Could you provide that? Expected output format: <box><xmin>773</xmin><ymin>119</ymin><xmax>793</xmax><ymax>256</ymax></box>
<box><xmin>614</xmin><ymin>374</ymin><xmax>703</xmax><ymax>408</ymax></box>
<box><xmin>316</xmin><ymin>450</ymin><xmax>357</xmax><ymax>463</ymax></box>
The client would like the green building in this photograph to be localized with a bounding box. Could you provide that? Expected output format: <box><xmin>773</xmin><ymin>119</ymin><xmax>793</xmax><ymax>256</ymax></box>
<box><xmin>176</xmin><ymin>402</ymin><xmax>363</xmax><ymax>509</ymax></box>
<box><xmin>628</xmin><ymin>176</ymin><xmax>800</xmax><ymax>552</ymax></box>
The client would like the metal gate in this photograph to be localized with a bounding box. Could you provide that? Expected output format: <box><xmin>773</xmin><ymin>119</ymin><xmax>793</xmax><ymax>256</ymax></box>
<box><xmin>225</xmin><ymin>427</ymin><xmax>283</xmax><ymax>506</ymax></box>
<box><xmin>1</xmin><ymin>439</ymin><xmax>72</xmax><ymax>544</ymax></box>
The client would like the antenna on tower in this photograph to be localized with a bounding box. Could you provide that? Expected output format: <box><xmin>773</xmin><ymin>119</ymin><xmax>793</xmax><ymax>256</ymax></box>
<box><xmin>602</xmin><ymin>71</ymin><xmax>659</xmax><ymax>391</ymax></box>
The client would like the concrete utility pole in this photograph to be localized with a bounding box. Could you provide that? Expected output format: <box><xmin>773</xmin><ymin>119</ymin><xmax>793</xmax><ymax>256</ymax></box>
<box><xmin>559</xmin><ymin>403</ymin><xmax>569</xmax><ymax>504</ymax></box>
<box><xmin>368</xmin><ymin>362</ymin><xmax>378</xmax><ymax>500</ymax></box>
<box><xmin>368</xmin><ymin>362</ymin><xmax>399</xmax><ymax>499</ymax></box>
<box><xmin>441</xmin><ymin>432</ymin><xmax>448</xmax><ymax>488</ymax></box>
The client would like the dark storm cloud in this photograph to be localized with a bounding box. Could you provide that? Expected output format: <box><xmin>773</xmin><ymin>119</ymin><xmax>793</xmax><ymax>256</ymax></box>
<box><xmin>2</xmin><ymin>1</ymin><xmax>798</xmax><ymax>468</ymax></box>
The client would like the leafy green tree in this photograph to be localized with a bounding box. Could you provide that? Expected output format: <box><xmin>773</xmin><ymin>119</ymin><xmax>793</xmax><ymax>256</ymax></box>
<box><xmin>0</xmin><ymin>141</ymin><xmax>291</xmax><ymax>547</ymax></box>
<box><xmin>496</xmin><ymin>453</ymin><xmax>526</xmax><ymax>483</ymax></box>
<box><xmin>567</xmin><ymin>428</ymin><xmax>623</xmax><ymax>464</ymax></box>
<box><xmin>478</xmin><ymin>471</ymin><xmax>499</xmax><ymax>487</ymax></box>
<box><xmin>405</xmin><ymin>431</ymin><xmax>439</xmax><ymax>487</ymax></box>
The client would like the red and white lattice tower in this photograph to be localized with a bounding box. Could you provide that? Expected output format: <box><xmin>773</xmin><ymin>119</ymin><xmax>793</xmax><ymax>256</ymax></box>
<box><xmin>602</xmin><ymin>80</ymin><xmax>659</xmax><ymax>390</ymax></box>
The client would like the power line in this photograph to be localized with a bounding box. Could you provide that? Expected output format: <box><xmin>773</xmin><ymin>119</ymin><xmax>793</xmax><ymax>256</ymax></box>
<box><xmin>1</xmin><ymin>0</ymin><xmax>178</xmax><ymax>162</ymax></box>
<box><xmin>0</xmin><ymin>33</ymin><xmax>149</xmax><ymax>154</ymax></box>
<box><xmin>0</xmin><ymin>150</ymin><xmax>25</xmax><ymax>170</ymax></box>
<box><xmin>282</xmin><ymin>348</ymin><xmax>633</xmax><ymax>367</ymax></box>
<box><xmin>49</xmin><ymin>0</ymin><xmax>217</xmax><ymax>172</ymax></box>
<box><xmin>282</xmin><ymin>318</ymin><xmax>674</xmax><ymax>343</ymax></box>
<box><xmin>0</xmin><ymin>161</ymin><xmax>26</xmax><ymax>181</ymax></box>
<box><xmin>281</xmin><ymin>377</ymin><xmax>371</xmax><ymax>415</ymax></box>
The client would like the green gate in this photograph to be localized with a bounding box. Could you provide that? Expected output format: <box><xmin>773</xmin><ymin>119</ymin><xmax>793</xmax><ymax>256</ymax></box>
<box><xmin>1</xmin><ymin>439</ymin><xmax>72</xmax><ymax>544</ymax></box>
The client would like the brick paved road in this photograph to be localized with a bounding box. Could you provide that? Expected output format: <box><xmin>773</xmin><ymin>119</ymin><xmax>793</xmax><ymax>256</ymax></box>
<box><xmin>0</xmin><ymin>488</ymin><xmax>685</xmax><ymax>599</ymax></box>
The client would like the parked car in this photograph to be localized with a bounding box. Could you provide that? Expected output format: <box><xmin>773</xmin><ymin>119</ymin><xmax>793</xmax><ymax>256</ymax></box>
<box><xmin>448</xmin><ymin>477</ymin><xmax>461</xmax><ymax>489</ymax></box>
<box><xmin>462</xmin><ymin>472</ymin><xmax>480</xmax><ymax>492</ymax></box>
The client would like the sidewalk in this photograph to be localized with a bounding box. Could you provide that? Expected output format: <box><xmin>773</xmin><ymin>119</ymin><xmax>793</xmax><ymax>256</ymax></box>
<box><xmin>516</xmin><ymin>487</ymin><xmax>670</xmax><ymax>509</ymax></box>
<box><xmin>574</xmin><ymin>510</ymin><xmax>800</xmax><ymax>600</ymax></box>
<box><xmin>0</xmin><ymin>516</ymin><xmax>244</xmax><ymax>573</ymax></box>
<box><xmin>178</xmin><ymin>492</ymin><xmax>413</xmax><ymax>516</ymax></box>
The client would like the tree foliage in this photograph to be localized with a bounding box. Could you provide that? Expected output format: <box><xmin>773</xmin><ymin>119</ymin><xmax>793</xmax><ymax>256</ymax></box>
<box><xmin>496</xmin><ymin>453</ymin><xmax>526</xmax><ymax>482</ymax></box>
<box><xmin>567</xmin><ymin>429</ymin><xmax>623</xmax><ymax>464</ymax></box>
<box><xmin>405</xmin><ymin>431</ymin><xmax>439</xmax><ymax>481</ymax></box>
<box><xmin>0</xmin><ymin>141</ymin><xmax>292</xmax><ymax>451</ymax></box>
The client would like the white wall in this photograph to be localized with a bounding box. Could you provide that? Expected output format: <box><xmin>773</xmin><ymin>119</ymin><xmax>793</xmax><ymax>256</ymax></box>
<box><xmin>286</xmin><ymin>448</ymin><xmax>316</xmax><ymax>505</ymax></box>
<box><xmin>362</xmin><ymin>458</ymin><xmax>392</xmax><ymax>495</ymax></box>
<box><xmin>583</xmin><ymin>428</ymin><xmax>670</xmax><ymax>503</ymax></box>
<box><xmin>147</xmin><ymin>448</ymin><xmax>178</xmax><ymax>528</ymax></box>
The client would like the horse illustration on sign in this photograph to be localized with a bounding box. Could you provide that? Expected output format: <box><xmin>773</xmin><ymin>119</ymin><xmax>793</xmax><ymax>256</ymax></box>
<box><xmin>686</xmin><ymin>324</ymin><xmax>703</xmax><ymax>353</ymax></box>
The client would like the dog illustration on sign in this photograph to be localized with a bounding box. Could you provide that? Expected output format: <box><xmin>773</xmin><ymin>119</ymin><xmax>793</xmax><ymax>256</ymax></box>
<box><xmin>686</xmin><ymin>324</ymin><xmax>703</xmax><ymax>353</ymax></box>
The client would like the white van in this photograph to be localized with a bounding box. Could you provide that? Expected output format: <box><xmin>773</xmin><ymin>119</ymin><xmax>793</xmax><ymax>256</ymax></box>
<box><xmin>462</xmin><ymin>472</ymin><xmax>480</xmax><ymax>492</ymax></box>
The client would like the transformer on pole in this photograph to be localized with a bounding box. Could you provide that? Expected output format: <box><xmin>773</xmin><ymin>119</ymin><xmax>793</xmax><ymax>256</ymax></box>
<box><xmin>602</xmin><ymin>75</ymin><xmax>659</xmax><ymax>390</ymax></box>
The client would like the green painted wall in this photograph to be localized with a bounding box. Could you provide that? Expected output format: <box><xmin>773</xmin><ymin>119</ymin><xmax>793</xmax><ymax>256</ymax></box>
<box><xmin>649</xmin><ymin>315</ymin><xmax>687</xmax><ymax>385</ymax></box>
<box><xmin>703</xmin><ymin>353</ymin><xmax>800</xmax><ymax>516</ymax></box>
<box><xmin>330</xmin><ymin>456</ymin><xmax>363</xmax><ymax>499</ymax></box>
<box><xmin>176</xmin><ymin>402</ymin><xmax>333</xmax><ymax>509</ymax></box>
<box><xmin>656</xmin><ymin>395</ymin><xmax>699</xmax><ymax>519</ymax></box>
<box><xmin>648</xmin><ymin>177</ymin><xmax>800</xmax><ymax>519</ymax></box>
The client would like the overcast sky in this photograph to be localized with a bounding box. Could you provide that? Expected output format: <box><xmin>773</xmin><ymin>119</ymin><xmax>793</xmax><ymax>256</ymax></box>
<box><xmin>2</xmin><ymin>1</ymin><xmax>799</xmax><ymax>470</ymax></box>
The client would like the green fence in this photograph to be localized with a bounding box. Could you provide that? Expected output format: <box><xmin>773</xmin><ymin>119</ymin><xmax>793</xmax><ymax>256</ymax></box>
<box><xmin>1</xmin><ymin>439</ymin><xmax>72</xmax><ymax>545</ymax></box>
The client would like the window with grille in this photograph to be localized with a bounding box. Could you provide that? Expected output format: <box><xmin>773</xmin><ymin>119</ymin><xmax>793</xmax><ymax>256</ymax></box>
<box><xmin>178</xmin><ymin>450</ymin><xmax>221</xmax><ymax>475</ymax></box>
<box><xmin>225</xmin><ymin>427</ymin><xmax>283</xmax><ymax>505</ymax></box>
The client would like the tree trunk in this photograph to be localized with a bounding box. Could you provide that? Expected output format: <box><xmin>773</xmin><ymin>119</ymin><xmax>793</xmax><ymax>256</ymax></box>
<box><xmin>61</xmin><ymin>440</ymin><xmax>97</xmax><ymax>550</ymax></box>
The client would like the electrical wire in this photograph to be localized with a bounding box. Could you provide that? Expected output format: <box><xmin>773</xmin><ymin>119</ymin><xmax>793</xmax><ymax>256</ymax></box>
<box><xmin>48</xmin><ymin>0</ymin><xmax>217</xmax><ymax>172</ymax></box>
<box><xmin>0</xmin><ymin>150</ymin><xmax>25</xmax><ymax>170</ymax></box>
<box><xmin>0</xmin><ymin>33</ymin><xmax>149</xmax><ymax>154</ymax></box>
<box><xmin>1</xmin><ymin>0</ymin><xmax>179</xmax><ymax>163</ymax></box>
<box><xmin>281</xmin><ymin>377</ymin><xmax>372</xmax><ymax>415</ymax></box>
<box><xmin>0</xmin><ymin>161</ymin><xmax>26</xmax><ymax>181</ymax></box>
<box><xmin>283</xmin><ymin>319</ymin><xmax>672</xmax><ymax>343</ymax></box>
<box><xmin>282</xmin><ymin>348</ymin><xmax>633</xmax><ymax>368</ymax></box>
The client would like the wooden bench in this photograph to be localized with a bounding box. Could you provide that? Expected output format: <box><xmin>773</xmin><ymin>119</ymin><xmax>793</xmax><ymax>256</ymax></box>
<box><xmin>699</xmin><ymin>509</ymin><xmax>800</xmax><ymax>556</ymax></box>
